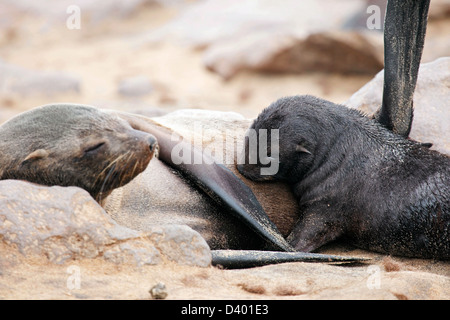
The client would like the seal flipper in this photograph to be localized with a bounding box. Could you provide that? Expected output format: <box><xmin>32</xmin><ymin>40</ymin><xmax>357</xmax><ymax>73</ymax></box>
<box><xmin>286</xmin><ymin>204</ymin><xmax>345</xmax><ymax>253</ymax></box>
<box><xmin>375</xmin><ymin>0</ymin><xmax>430</xmax><ymax>138</ymax></box>
<box><xmin>110</xmin><ymin>110</ymin><xmax>295</xmax><ymax>252</ymax></box>
<box><xmin>212</xmin><ymin>250</ymin><xmax>368</xmax><ymax>269</ymax></box>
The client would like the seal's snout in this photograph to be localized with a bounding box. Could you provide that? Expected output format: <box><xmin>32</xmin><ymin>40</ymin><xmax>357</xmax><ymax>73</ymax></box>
<box><xmin>148</xmin><ymin>135</ymin><xmax>157</xmax><ymax>153</ymax></box>
<box><xmin>236</xmin><ymin>164</ymin><xmax>245</xmax><ymax>176</ymax></box>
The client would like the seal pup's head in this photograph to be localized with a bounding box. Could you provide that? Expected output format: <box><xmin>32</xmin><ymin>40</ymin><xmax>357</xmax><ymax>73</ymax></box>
<box><xmin>0</xmin><ymin>103</ymin><xmax>157</xmax><ymax>202</ymax></box>
<box><xmin>237</xmin><ymin>95</ymin><xmax>366</xmax><ymax>183</ymax></box>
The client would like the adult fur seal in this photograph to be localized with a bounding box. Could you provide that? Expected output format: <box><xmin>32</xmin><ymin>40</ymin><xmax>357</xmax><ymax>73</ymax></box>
<box><xmin>0</xmin><ymin>104</ymin><xmax>157</xmax><ymax>203</ymax></box>
<box><xmin>237</xmin><ymin>95</ymin><xmax>450</xmax><ymax>260</ymax></box>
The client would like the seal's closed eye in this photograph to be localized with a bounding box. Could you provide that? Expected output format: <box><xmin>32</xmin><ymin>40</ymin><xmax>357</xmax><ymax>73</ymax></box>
<box><xmin>84</xmin><ymin>142</ymin><xmax>105</xmax><ymax>154</ymax></box>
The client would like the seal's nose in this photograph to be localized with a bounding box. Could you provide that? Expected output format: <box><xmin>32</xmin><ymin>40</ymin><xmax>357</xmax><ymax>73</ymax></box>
<box><xmin>148</xmin><ymin>135</ymin><xmax>157</xmax><ymax>153</ymax></box>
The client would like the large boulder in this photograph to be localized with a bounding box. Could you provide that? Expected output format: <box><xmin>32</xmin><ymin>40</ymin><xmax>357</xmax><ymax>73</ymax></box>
<box><xmin>203</xmin><ymin>30</ymin><xmax>383</xmax><ymax>79</ymax></box>
<box><xmin>0</xmin><ymin>60</ymin><xmax>80</xmax><ymax>97</ymax></box>
<box><xmin>346</xmin><ymin>57</ymin><xmax>450</xmax><ymax>155</ymax></box>
<box><xmin>0</xmin><ymin>180</ymin><xmax>211</xmax><ymax>267</ymax></box>
<box><xmin>151</xmin><ymin>0</ymin><xmax>384</xmax><ymax>79</ymax></box>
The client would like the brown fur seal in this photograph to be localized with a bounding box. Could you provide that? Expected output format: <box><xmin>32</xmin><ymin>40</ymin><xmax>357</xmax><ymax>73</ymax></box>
<box><xmin>237</xmin><ymin>95</ymin><xmax>450</xmax><ymax>260</ymax></box>
<box><xmin>0</xmin><ymin>104</ymin><xmax>157</xmax><ymax>202</ymax></box>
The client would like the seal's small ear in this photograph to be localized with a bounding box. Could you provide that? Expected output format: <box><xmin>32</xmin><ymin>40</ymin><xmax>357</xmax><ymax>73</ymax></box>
<box><xmin>296</xmin><ymin>144</ymin><xmax>311</xmax><ymax>155</ymax></box>
<box><xmin>22</xmin><ymin>149</ymin><xmax>49</xmax><ymax>163</ymax></box>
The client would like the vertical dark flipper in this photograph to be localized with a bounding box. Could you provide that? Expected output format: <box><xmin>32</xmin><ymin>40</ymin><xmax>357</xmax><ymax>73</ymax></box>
<box><xmin>110</xmin><ymin>110</ymin><xmax>295</xmax><ymax>252</ymax></box>
<box><xmin>376</xmin><ymin>0</ymin><xmax>430</xmax><ymax>138</ymax></box>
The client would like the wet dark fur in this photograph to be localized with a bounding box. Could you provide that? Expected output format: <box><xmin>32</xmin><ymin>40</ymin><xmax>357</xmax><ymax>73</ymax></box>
<box><xmin>0</xmin><ymin>104</ymin><xmax>156</xmax><ymax>202</ymax></box>
<box><xmin>238</xmin><ymin>95</ymin><xmax>450</xmax><ymax>260</ymax></box>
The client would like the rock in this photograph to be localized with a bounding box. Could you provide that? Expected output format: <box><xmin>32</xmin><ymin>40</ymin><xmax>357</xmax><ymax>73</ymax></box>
<box><xmin>428</xmin><ymin>0</ymin><xmax>450</xmax><ymax>20</ymax></box>
<box><xmin>0</xmin><ymin>60</ymin><xmax>80</xmax><ymax>97</ymax></box>
<box><xmin>89</xmin><ymin>101</ymin><xmax>170</xmax><ymax>118</ymax></box>
<box><xmin>118</xmin><ymin>76</ymin><xmax>153</xmax><ymax>97</ymax></box>
<box><xmin>345</xmin><ymin>57</ymin><xmax>450</xmax><ymax>155</ymax></box>
<box><xmin>0</xmin><ymin>180</ymin><xmax>211</xmax><ymax>267</ymax></box>
<box><xmin>203</xmin><ymin>30</ymin><xmax>383</xmax><ymax>79</ymax></box>
<box><xmin>151</xmin><ymin>0</ymin><xmax>384</xmax><ymax>78</ymax></box>
<box><xmin>149</xmin><ymin>282</ymin><xmax>168</xmax><ymax>299</ymax></box>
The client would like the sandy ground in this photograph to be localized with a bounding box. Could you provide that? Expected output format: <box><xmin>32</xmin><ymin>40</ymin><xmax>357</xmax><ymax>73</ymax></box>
<box><xmin>0</xmin><ymin>2</ymin><xmax>449</xmax><ymax>300</ymax></box>
<box><xmin>1</xmin><ymin>243</ymin><xmax>449</xmax><ymax>300</ymax></box>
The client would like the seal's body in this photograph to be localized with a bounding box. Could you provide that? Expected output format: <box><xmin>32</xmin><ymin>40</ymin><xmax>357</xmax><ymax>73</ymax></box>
<box><xmin>238</xmin><ymin>95</ymin><xmax>450</xmax><ymax>259</ymax></box>
<box><xmin>0</xmin><ymin>104</ymin><xmax>157</xmax><ymax>202</ymax></box>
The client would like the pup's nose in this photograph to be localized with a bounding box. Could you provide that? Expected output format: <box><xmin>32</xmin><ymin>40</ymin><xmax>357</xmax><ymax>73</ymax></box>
<box><xmin>148</xmin><ymin>135</ymin><xmax>157</xmax><ymax>152</ymax></box>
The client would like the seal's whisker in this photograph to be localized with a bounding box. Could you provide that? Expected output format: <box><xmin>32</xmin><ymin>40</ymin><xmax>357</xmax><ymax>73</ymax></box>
<box><xmin>129</xmin><ymin>153</ymin><xmax>139</xmax><ymax>176</ymax></box>
<box><xmin>94</xmin><ymin>151</ymin><xmax>131</xmax><ymax>186</ymax></box>
<box><xmin>103</xmin><ymin>151</ymin><xmax>131</xmax><ymax>173</ymax></box>
<box><xmin>118</xmin><ymin>152</ymin><xmax>138</xmax><ymax>188</ymax></box>
<box><xmin>97</xmin><ymin>162</ymin><xmax>117</xmax><ymax>203</ymax></box>
<box><xmin>127</xmin><ymin>161</ymin><xmax>139</xmax><ymax>186</ymax></box>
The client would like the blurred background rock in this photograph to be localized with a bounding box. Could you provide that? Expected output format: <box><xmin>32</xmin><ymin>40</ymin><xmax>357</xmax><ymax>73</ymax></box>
<box><xmin>0</xmin><ymin>0</ymin><xmax>448</xmax><ymax>121</ymax></box>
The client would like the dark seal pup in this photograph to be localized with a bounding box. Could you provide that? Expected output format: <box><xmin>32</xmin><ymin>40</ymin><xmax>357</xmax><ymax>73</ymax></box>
<box><xmin>238</xmin><ymin>95</ymin><xmax>450</xmax><ymax>260</ymax></box>
<box><xmin>0</xmin><ymin>104</ymin><xmax>157</xmax><ymax>203</ymax></box>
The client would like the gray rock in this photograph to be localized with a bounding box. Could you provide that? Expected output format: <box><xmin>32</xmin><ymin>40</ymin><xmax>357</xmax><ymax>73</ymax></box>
<box><xmin>151</xmin><ymin>0</ymin><xmax>384</xmax><ymax>78</ymax></box>
<box><xmin>0</xmin><ymin>60</ymin><xmax>80</xmax><ymax>97</ymax></box>
<box><xmin>0</xmin><ymin>180</ymin><xmax>211</xmax><ymax>267</ymax></box>
<box><xmin>149</xmin><ymin>282</ymin><xmax>168</xmax><ymax>299</ymax></box>
<box><xmin>203</xmin><ymin>30</ymin><xmax>383</xmax><ymax>79</ymax></box>
<box><xmin>345</xmin><ymin>57</ymin><xmax>450</xmax><ymax>155</ymax></box>
<box><xmin>118</xmin><ymin>76</ymin><xmax>153</xmax><ymax>97</ymax></box>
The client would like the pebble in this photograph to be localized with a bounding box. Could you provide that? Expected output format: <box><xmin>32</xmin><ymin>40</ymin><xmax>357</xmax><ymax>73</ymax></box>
<box><xmin>149</xmin><ymin>282</ymin><xmax>168</xmax><ymax>299</ymax></box>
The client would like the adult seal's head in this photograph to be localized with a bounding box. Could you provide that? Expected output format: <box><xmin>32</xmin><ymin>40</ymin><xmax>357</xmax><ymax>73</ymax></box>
<box><xmin>0</xmin><ymin>104</ymin><xmax>157</xmax><ymax>202</ymax></box>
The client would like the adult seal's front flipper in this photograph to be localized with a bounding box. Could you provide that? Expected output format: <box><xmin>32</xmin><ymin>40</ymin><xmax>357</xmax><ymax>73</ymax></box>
<box><xmin>376</xmin><ymin>0</ymin><xmax>430</xmax><ymax>138</ymax></box>
<box><xmin>212</xmin><ymin>250</ymin><xmax>370</xmax><ymax>269</ymax></box>
<box><xmin>110</xmin><ymin>110</ymin><xmax>295</xmax><ymax>252</ymax></box>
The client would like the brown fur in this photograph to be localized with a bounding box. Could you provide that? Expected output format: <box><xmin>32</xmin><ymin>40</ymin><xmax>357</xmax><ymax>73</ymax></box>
<box><xmin>0</xmin><ymin>104</ymin><xmax>157</xmax><ymax>202</ymax></box>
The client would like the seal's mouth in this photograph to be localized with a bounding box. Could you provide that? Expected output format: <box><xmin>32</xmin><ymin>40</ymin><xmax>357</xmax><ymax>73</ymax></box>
<box><xmin>92</xmin><ymin>136</ymin><xmax>157</xmax><ymax>203</ymax></box>
<box><xmin>236</xmin><ymin>163</ymin><xmax>276</xmax><ymax>182</ymax></box>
